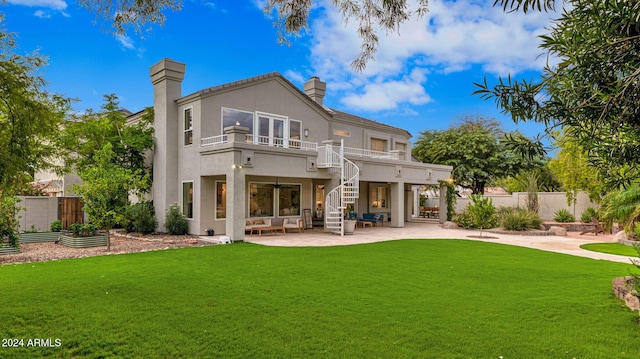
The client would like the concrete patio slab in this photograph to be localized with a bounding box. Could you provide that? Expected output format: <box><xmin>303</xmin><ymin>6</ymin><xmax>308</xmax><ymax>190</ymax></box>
<box><xmin>204</xmin><ymin>221</ymin><xmax>637</xmax><ymax>264</ymax></box>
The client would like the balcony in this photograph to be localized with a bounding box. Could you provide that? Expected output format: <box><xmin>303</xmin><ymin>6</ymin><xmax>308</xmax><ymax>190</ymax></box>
<box><xmin>201</xmin><ymin>131</ymin><xmax>402</xmax><ymax>161</ymax></box>
<box><xmin>201</xmin><ymin>134</ymin><xmax>317</xmax><ymax>151</ymax></box>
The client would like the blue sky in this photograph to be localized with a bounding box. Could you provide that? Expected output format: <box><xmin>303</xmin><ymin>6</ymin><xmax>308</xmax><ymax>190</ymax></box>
<box><xmin>3</xmin><ymin>0</ymin><xmax>560</xmax><ymax>144</ymax></box>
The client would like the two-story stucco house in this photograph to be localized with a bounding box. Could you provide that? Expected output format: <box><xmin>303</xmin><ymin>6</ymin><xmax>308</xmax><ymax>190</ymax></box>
<box><xmin>147</xmin><ymin>58</ymin><xmax>452</xmax><ymax>241</ymax></box>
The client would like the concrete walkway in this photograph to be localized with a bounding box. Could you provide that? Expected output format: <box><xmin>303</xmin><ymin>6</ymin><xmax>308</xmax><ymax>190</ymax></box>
<box><xmin>226</xmin><ymin>221</ymin><xmax>638</xmax><ymax>264</ymax></box>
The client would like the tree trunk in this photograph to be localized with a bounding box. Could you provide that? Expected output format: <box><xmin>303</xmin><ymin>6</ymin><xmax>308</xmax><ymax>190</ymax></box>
<box><xmin>106</xmin><ymin>229</ymin><xmax>111</xmax><ymax>252</ymax></box>
<box><xmin>473</xmin><ymin>181</ymin><xmax>486</xmax><ymax>195</ymax></box>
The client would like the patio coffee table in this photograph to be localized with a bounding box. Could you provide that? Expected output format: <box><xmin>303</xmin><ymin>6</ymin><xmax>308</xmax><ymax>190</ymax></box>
<box><xmin>255</xmin><ymin>225</ymin><xmax>285</xmax><ymax>236</ymax></box>
<box><xmin>357</xmin><ymin>221</ymin><xmax>373</xmax><ymax>228</ymax></box>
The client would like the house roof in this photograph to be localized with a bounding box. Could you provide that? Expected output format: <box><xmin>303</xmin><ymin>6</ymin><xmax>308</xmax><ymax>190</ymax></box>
<box><xmin>329</xmin><ymin>109</ymin><xmax>411</xmax><ymax>138</ymax></box>
<box><xmin>190</xmin><ymin>72</ymin><xmax>412</xmax><ymax>138</ymax></box>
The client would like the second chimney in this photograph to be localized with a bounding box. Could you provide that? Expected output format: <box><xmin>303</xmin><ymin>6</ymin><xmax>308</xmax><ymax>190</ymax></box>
<box><xmin>304</xmin><ymin>76</ymin><xmax>326</xmax><ymax>106</ymax></box>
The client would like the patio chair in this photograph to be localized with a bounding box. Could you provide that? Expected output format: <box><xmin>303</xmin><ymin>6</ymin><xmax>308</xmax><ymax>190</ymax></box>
<box><xmin>282</xmin><ymin>218</ymin><xmax>304</xmax><ymax>233</ymax></box>
<box><xmin>580</xmin><ymin>217</ymin><xmax>604</xmax><ymax>235</ymax></box>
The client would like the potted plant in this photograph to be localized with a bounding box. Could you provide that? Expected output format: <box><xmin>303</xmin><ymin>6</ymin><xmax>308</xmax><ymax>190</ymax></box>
<box><xmin>344</xmin><ymin>211</ymin><xmax>357</xmax><ymax>235</ymax></box>
<box><xmin>206</xmin><ymin>228</ymin><xmax>215</xmax><ymax>236</ymax></box>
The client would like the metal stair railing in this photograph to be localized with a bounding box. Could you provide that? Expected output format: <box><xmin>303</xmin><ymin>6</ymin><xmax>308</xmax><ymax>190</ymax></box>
<box><xmin>324</xmin><ymin>140</ymin><xmax>360</xmax><ymax>236</ymax></box>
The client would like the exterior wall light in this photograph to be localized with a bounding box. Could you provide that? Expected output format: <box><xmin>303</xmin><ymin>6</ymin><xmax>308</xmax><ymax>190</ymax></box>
<box><xmin>304</xmin><ymin>129</ymin><xmax>309</xmax><ymax>137</ymax></box>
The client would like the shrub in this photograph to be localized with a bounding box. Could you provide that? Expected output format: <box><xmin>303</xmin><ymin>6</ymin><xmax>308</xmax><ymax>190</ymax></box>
<box><xmin>50</xmin><ymin>220</ymin><xmax>62</xmax><ymax>232</ymax></box>
<box><xmin>0</xmin><ymin>196</ymin><xmax>21</xmax><ymax>247</ymax></box>
<box><xmin>68</xmin><ymin>223</ymin><xmax>98</xmax><ymax>237</ymax></box>
<box><xmin>580</xmin><ymin>207</ymin><xmax>598</xmax><ymax>223</ymax></box>
<box><xmin>454</xmin><ymin>195</ymin><xmax>497</xmax><ymax>235</ymax></box>
<box><xmin>23</xmin><ymin>225</ymin><xmax>39</xmax><ymax>233</ymax></box>
<box><xmin>124</xmin><ymin>202</ymin><xmax>157</xmax><ymax>234</ymax></box>
<box><xmin>453</xmin><ymin>208</ymin><xmax>474</xmax><ymax>229</ymax></box>
<box><xmin>165</xmin><ymin>203</ymin><xmax>188</xmax><ymax>235</ymax></box>
<box><xmin>499</xmin><ymin>207</ymin><xmax>543</xmax><ymax>231</ymax></box>
<box><xmin>554</xmin><ymin>208</ymin><xmax>575</xmax><ymax>223</ymax></box>
<box><xmin>468</xmin><ymin>194</ymin><xmax>497</xmax><ymax>231</ymax></box>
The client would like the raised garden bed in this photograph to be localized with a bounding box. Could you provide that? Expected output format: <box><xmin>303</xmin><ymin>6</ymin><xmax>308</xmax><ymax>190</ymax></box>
<box><xmin>58</xmin><ymin>234</ymin><xmax>108</xmax><ymax>248</ymax></box>
<box><xmin>542</xmin><ymin>222</ymin><xmax>595</xmax><ymax>232</ymax></box>
<box><xmin>19</xmin><ymin>232</ymin><xmax>62</xmax><ymax>243</ymax></box>
<box><xmin>0</xmin><ymin>245</ymin><xmax>20</xmax><ymax>255</ymax></box>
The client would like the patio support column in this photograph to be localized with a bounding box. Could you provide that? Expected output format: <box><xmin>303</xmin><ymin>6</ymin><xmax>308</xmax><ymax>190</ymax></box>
<box><xmin>390</xmin><ymin>181</ymin><xmax>404</xmax><ymax>228</ymax></box>
<box><xmin>439</xmin><ymin>183</ymin><xmax>447</xmax><ymax>224</ymax></box>
<box><xmin>226</xmin><ymin>151</ymin><xmax>246</xmax><ymax>242</ymax></box>
<box><xmin>404</xmin><ymin>184</ymin><xmax>413</xmax><ymax>223</ymax></box>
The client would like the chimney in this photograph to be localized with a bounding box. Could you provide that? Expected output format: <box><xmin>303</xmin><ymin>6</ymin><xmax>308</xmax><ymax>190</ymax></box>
<box><xmin>304</xmin><ymin>76</ymin><xmax>326</xmax><ymax>106</ymax></box>
<box><xmin>150</xmin><ymin>58</ymin><xmax>186</xmax><ymax>232</ymax></box>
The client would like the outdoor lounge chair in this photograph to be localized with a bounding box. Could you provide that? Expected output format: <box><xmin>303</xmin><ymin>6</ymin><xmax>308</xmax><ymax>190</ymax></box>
<box><xmin>282</xmin><ymin>218</ymin><xmax>304</xmax><ymax>233</ymax></box>
<box><xmin>245</xmin><ymin>218</ymin><xmax>272</xmax><ymax>234</ymax></box>
<box><xmin>580</xmin><ymin>218</ymin><xmax>604</xmax><ymax>235</ymax></box>
<box><xmin>359</xmin><ymin>213</ymin><xmax>384</xmax><ymax>226</ymax></box>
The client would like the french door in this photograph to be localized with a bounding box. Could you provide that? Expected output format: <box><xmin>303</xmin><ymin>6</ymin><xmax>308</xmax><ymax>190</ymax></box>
<box><xmin>257</xmin><ymin>114</ymin><xmax>285</xmax><ymax>147</ymax></box>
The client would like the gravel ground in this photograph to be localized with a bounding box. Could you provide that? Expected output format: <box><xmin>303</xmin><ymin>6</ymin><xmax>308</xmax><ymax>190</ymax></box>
<box><xmin>0</xmin><ymin>231</ymin><xmax>214</xmax><ymax>266</ymax></box>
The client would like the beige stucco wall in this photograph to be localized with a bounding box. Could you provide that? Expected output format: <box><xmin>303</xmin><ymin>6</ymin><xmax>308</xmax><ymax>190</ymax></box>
<box><xmin>455</xmin><ymin>191</ymin><xmax>598</xmax><ymax>221</ymax></box>
<box><xmin>16</xmin><ymin>196</ymin><xmax>58</xmax><ymax>232</ymax></box>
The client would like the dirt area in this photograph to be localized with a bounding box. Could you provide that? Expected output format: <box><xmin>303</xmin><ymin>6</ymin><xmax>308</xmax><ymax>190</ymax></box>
<box><xmin>0</xmin><ymin>231</ymin><xmax>214</xmax><ymax>266</ymax></box>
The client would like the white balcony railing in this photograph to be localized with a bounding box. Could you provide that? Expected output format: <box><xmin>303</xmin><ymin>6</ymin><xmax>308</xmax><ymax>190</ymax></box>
<box><xmin>245</xmin><ymin>135</ymin><xmax>318</xmax><ymax>151</ymax></box>
<box><xmin>201</xmin><ymin>134</ymin><xmax>228</xmax><ymax>147</ymax></box>
<box><xmin>202</xmin><ymin>134</ymin><xmax>397</xmax><ymax>161</ymax></box>
<box><xmin>343</xmin><ymin>147</ymin><xmax>399</xmax><ymax>160</ymax></box>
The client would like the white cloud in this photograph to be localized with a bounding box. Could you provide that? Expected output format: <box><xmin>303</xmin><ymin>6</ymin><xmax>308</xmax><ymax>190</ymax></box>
<box><xmin>284</xmin><ymin>70</ymin><xmax>305</xmax><ymax>85</ymax></box>
<box><xmin>115</xmin><ymin>34</ymin><xmax>136</xmax><ymax>50</ymax></box>
<box><xmin>342</xmin><ymin>69</ymin><xmax>432</xmax><ymax>111</ymax></box>
<box><xmin>33</xmin><ymin>10</ymin><xmax>50</xmax><ymax>18</ymax></box>
<box><xmin>7</xmin><ymin>0</ymin><xmax>67</xmax><ymax>10</ymax></box>
<box><xmin>307</xmin><ymin>0</ymin><xmax>560</xmax><ymax>112</ymax></box>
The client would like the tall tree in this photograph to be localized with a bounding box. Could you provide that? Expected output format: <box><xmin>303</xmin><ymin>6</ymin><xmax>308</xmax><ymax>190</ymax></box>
<box><xmin>412</xmin><ymin>116</ymin><xmax>544</xmax><ymax>194</ymax></box>
<box><xmin>499</xmin><ymin>166</ymin><xmax>561</xmax><ymax>193</ymax></box>
<box><xmin>547</xmin><ymin>130</ymin><xmax>603</xmax><ymax>205</ymax></box>
<box><xmin>74</xmin><ymin>143</ymin><xmax>149</xmax><ymax>251</ymax></box>
<box><xmin>0</xmin><ymin>18</ymin><xmax>69</xmax><ymax>195</ymax></box>
<box><xmin>57</xmin><ymin>94</ymin><xmax>154</xmax><ymax>191</ymax></box>
<box><xmin>78</xmin><ymin>0</ymin><xmax>428</xmax><ymax>71</ymax></box>
<box><xmin>475</xmin><ymin>0</ymin><xmax>640</xmax><ymax>189</ymax></box>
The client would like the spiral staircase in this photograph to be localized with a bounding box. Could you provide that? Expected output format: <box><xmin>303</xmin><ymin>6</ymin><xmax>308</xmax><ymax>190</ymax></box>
<box><xmin>318</xmin><ymin>140</ymin><xmax>360</xmax><ymax>235</ymax></box>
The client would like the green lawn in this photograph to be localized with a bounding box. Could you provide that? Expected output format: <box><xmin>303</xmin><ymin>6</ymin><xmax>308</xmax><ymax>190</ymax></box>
<box><xmin>581</xmin><ymin>242</ymin><xmax>640</xmax><ymax>257</ymax></box>
<box><xmin>2</xmin><ymin>240</ymin><xmax>640</xmax><ymax>358</ymax></box>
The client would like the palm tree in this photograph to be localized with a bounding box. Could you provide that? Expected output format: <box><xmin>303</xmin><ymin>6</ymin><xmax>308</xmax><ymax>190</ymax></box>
<box><xmin>599</xmin><ymin>184</ymin><xmax>640</xmax><ymax>234</ymax></box>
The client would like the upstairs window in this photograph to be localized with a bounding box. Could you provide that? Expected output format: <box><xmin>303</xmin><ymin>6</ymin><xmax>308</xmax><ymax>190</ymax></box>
<box><xmin>370</xmin><ymin>138</ymin><xmax>387</xmax><ymax>152</ymax></box>
<box><xmin>395</xmin><ymin>142</ymin><xmax>407</xmax><ymax>152</ymax></box>
<box><xmin>184</xmin><ymin>108</ymin><xmax>193</xmax><ymax>145</ymax></box>
<box><xmin>290</xmin><ymin>120</ymin><xmax>301</xmax><ymax>148</ymax></box>
<box><xmin>222</xmin><ymin>108</ymin><xmax>254</xmax><ymax>134</ymax></box>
